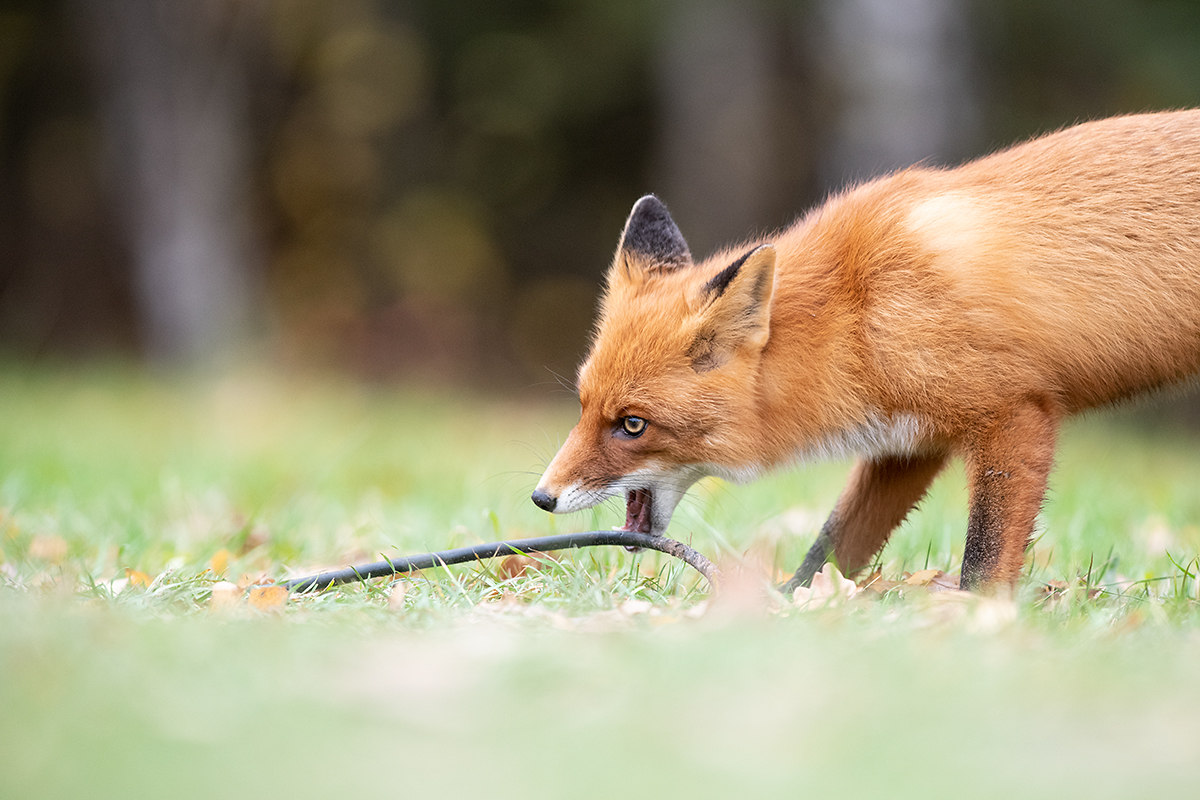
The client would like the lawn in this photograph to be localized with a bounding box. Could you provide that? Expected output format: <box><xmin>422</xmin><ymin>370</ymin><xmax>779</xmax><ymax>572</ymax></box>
<box><xmin>2</xmin><ymin>364</ymin><xmax>1199</xmax><ymax>799</ymax></box>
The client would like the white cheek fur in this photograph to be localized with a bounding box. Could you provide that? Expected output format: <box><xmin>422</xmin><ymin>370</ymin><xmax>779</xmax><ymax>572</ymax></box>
<box><xmin>551</xmin><ymin>481</ymin><xmax>616</xmax><ymax>515</ymax></box>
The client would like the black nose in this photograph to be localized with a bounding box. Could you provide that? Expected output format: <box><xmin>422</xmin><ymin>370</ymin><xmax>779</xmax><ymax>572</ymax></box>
<box><xmin>531</xmin><ymin>489</ymin><xmax>557</xmax><ymax>512</ymax></box>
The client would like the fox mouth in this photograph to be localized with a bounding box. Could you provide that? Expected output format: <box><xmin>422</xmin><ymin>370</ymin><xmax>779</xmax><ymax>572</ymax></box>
<box><xmin>622</xmin><ymin>488</ymin><xmax>654</xmax><ymax>534</ymax></box>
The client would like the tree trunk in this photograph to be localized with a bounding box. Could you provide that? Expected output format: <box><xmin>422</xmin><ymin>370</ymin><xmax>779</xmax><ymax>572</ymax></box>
<box><xmin>73</xmin><ymin>0</ymin><xmax>260</xmax><ymax>364</ymax></box>
<box><xmin>815</xmin><ymin>0</ymin><xmax>979</xmax><ymax>189</ymax></box>
<box><xmin>653</xmin><ymin>0</ymin><xmax>779</xmax><ymax>259</ymax></box>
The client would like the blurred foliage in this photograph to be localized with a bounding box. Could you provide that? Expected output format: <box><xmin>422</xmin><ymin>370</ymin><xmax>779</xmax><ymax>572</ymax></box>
<box><xmin>1</xmin><ymin>0</ymin><xmax>1200</xmax><ymax>383</ymax></box>
<box><xmin>252</xmin><ymin>0</ymin><xmax>660</xmax><ymax>382</ymax></box>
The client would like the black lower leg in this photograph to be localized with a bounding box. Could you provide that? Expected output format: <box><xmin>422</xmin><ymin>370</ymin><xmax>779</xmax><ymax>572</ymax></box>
<box><xmin>778</xmin><ymin>514</ymin><xmax>838</xmax><ymax>594</ymax></box>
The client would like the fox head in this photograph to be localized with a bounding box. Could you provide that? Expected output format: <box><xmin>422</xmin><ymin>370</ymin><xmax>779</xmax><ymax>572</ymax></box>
<box><xmin>532</xmin><ymin>195</ymin><xmax>776</xmax><ymax>535</ymax></box>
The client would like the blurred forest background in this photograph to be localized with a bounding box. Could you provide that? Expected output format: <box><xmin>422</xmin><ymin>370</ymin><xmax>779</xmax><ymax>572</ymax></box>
<box><xmin>2</xmin><ymin>0</ymin><xmax>1200</xmax><ymax>386</ymax></box>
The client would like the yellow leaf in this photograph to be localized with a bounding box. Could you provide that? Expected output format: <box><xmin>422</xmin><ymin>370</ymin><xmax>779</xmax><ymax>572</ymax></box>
<box><xmin>248</xmin><ymin>584</ymin><xmax>288</xmax><ymax>611</ymax></box>
<box><xmin>903</xmin><ymin>569</ymin><xmax>943</xmax><ymax>587</ymax></box>
<box><xmin>209</xmin><ymin>548</ymin><xmax>231</xmax><ymax>577</ymax></box>
<box><xmin>124</xmin><ymin>567</ymin><xmax>153</xmax><ymax>588</ymax></box>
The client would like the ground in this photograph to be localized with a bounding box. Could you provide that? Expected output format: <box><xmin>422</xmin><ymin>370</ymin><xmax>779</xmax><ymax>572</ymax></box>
<box><xmin>1</xmin><ymin>364</ymin><xmax>1199</xmax><ymax>799</ymax></box>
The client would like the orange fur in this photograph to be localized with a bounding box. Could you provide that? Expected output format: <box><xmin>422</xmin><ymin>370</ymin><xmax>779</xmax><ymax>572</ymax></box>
<box><xmin>533</xmin><ymin>110</ymin><xmax>1200</xmax><ymax>593</ymax></box>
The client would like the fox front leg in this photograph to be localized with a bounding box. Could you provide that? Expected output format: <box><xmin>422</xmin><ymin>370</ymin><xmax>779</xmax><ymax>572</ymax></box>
<box><xmin>781</xmin><ymin>453</ymin><xmax>947</xmax><ymax>594</ymax></box>
<box><xmin>959</xmin><ymin>400</ymin><xmax>1058</xmax><ymax>592</ymax></box>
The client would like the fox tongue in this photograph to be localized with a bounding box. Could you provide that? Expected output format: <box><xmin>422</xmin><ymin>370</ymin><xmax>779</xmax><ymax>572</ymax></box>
<box><xmin>623</xmin><ymin>488</ymin><xmax>653</xmax><ymax>534</ymax></box>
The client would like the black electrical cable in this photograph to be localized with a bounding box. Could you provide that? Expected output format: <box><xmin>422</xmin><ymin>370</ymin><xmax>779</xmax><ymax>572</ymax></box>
<box><xmin>282</xmin><ymin>530</ymin><xmax>720</xmax><ymax>593</ymax></box>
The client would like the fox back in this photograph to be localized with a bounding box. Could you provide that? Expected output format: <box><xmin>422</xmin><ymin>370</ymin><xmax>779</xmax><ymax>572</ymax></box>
<box><xmin>532</xmin><ymin>110</ymin><xmax>1200</xmax><ymax>592</ymax></box>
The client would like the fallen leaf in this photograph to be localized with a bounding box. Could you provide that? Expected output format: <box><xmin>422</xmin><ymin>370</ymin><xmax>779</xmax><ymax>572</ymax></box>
<box><xmin>928</xmin><ymin>571</ymin><xmax>961</xmax><ymax>592</ymax></box>
<box><xmin>29</xmin><ymin>534</ymin><xmax>68</xmax><ymax>563</ymax></box>
<box><xmin>858</xmin><ymin>570</ymin><xmax>902</xmax><ymax>594</ymax></box>
<box><xmin>124</xmin><ymin>567</ymin><xmax>153</xmax><ymax>588</ymax></box>
<box><xmin>903</xmin><ymin>569</ymin><xmax>944</xmax><ymax>587</ymax></box>
<box><xmin>793</xmin><ymin>563</ymin><xmax>859</xmax><ymax>609</ymax></box>
<box><xmin>248</xmin><ymin>584</ymin><xmax>288</xmax><ymax>611</ymax></box>
<box><xmin>387</xmin><ymin>581</ymin><xmax>407</xmax><ymax>611</ymax></box>
<box><xmin>497</xmin><ymin>553</ymin><xmax>554</xmax><ymax>580</ymax></box>
<box><xmin>209</xmin><ymin>548</ymin><xmax>231</xmax><ymax>577</ymax></box>
<box><xmin>209</xmin><ymin>581</ymin><xmax>243</xmax><ymax>611</ymax></box>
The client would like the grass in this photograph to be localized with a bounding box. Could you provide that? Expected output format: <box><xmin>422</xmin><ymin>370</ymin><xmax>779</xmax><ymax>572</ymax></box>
<box><xmin>2</xmin><ymin>363</ymin><xmax>1200</xmax><ymax>798</ymax></box>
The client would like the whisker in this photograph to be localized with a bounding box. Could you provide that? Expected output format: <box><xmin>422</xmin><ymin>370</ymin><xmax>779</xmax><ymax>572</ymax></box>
<box><xmin>543</xmin><ymin>366</ymin><xmax>579</xmax><ymax>395</ymax></box>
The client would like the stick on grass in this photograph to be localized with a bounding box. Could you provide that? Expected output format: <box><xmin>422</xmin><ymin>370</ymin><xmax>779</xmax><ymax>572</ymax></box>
<box><xmin>282</xmin><ymin>531</ymin><xmax>721</xmax><ymax>593</ymax></box>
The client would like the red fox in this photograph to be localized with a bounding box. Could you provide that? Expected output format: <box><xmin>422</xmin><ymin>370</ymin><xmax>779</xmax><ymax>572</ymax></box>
<box><xmin>531</xmin><ymin>110</ymin><xmax>1200</xmax><ymax>593</ymax></box>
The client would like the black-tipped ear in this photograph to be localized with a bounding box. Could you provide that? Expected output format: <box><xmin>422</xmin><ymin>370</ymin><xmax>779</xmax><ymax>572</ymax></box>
<box><xmin>703</xmin><ymin>248</ymin><xmax>756</xmax><ymax>300</ymax></box>
<box><xmin>688</xmin><ymin>244</ymin><xmax>775</xmax><ymax>371</ymax></box>
<box><xmin>618</xmin><ymin>195</ymin><xmax>691</xmax><ymax>268</ymax></box>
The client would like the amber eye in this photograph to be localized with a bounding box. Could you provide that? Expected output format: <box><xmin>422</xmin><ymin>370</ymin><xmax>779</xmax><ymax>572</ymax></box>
<box><xmin>620</xmin><ymin>416</ymin><xmax>648</xmax><ymax>437</ymax></box>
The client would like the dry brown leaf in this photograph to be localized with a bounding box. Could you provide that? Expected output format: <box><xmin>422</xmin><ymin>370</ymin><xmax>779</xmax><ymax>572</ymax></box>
<box><xmin>248</xmin><ymin>584</ymin><xmax>288</xmax><ymax>611</ymax></box>
<box><xmin>858</xmin><ymin>570</ymin><xmax>902</xmax><ymax>594</ymax></box>
<box><xmin>928</xmin><ymin>571</ymin><xmax>961</xmax><ymax>592</ymax></box>
<box><xmin>209</xmin><ymin>581</ymin><xmax>243</xmax><ymax>611</ymax></box>
<box><xmin>209</xmin><ymin>548</ymin><xmax>231</xmax><ymax>577</ymax></box>
<box><xmin>124</xmin><ymin>567</ymin><xmax>153</xmax><ymax>588</ymax></box>
<box><xmin>29</xmin><ymin>534</ymin><xmax>68</xmax><ymax>563</ymax></box>
<box><xmin>497</xmin><ymin>553</ymin><xmax>554</xmax><ymax>580</ymax></box>
<box><xmin>857</xmin><ymin>569</ymin><xmax>881</xmax><ymax>586</ymax></box>
<box><xmin>858</xmin><ymin>569</ymin><xmax>960</xmax><ymax>596</ymax></box>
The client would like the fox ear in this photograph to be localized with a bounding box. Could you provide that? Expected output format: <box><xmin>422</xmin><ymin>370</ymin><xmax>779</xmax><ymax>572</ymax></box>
<box><xmin>615</xmin><ymin>195</ymin><xmax>692</xmax><ymax>276</ymax></box>
<box><xmin>689</xmin><ymin>245</ymin><xmax>775</xmax><ymax>371</ymax></box>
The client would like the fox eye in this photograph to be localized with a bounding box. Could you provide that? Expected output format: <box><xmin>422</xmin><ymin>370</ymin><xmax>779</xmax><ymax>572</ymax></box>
<box><xmin>619</xmin><ymin>416</ymin><xmax>648</xmax><ymax>437</ymax></box>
